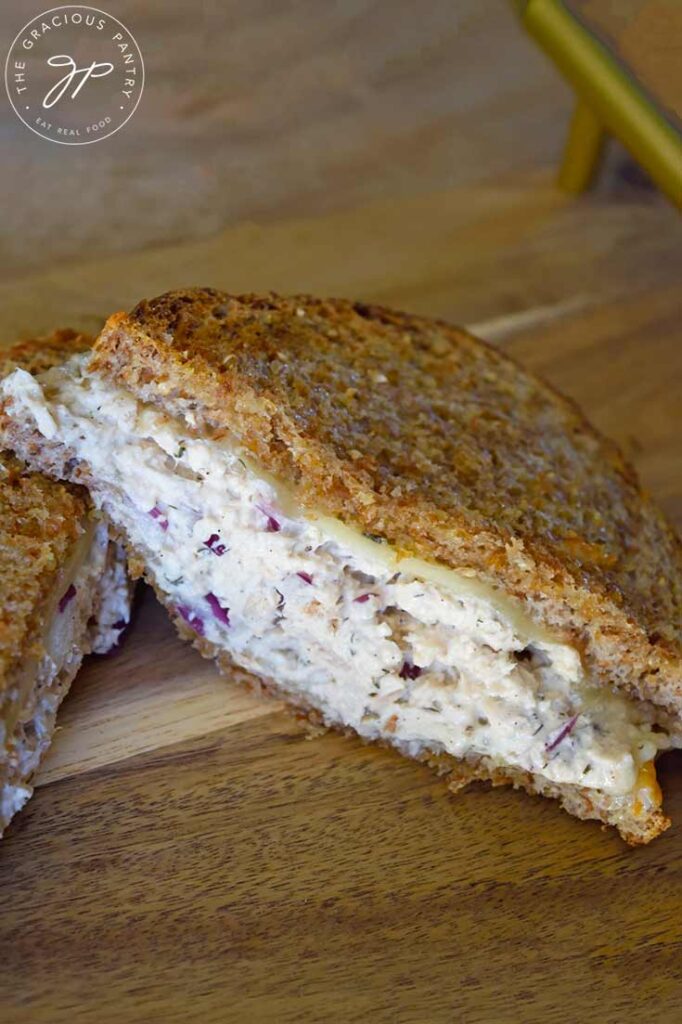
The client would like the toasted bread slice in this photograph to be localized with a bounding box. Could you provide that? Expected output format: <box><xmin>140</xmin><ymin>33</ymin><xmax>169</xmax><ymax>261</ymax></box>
<box><xmin>0</xmin><ymin>331</ymin><xmax>132</xmax><ymax>836</ymax></box>
<box><xmin>1</xmin><ymin>290</ymin><xmax>680</xmax><ymax>843</ymax></box>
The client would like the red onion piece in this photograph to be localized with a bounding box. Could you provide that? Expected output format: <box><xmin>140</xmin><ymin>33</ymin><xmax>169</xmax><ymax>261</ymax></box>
<box><xmin>256</xmin><ymin>503</ymin><xmax>281</xmax><ymax>533</ymax></box>
<box><xmin>203</xmin><ymin>533</ymin><xmax>227</xmax><ymax>556</ymax></box>
<box><xmin>177</xmin><ymin>605</ymin><xmax>205</xmax><ymax>636</ymax></box>
<box><xmin>148</xmin><ymin>507</ymin><xmax>169</xmax><ymax>531</ymax></box>
<box><xmin>58</xmin><ymin>584</ymin><xmax>77</xmax><ymax>613</ymax></box>
<box><xmin>205</xmin><ymin>592</ymin><xmax>230</xmax><ymax>626</ymax></box>
<box><xmin>399</xmin><ymin>662</ymin><xmax>422</xmax><ymax>680</ymax></box>
<box><xmin>545</xmin><ymin>714</ymin><xmax>579</xmax><ymax>753</ymax></box>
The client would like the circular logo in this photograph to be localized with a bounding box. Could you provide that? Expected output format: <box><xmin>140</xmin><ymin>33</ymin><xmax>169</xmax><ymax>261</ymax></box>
<box><xmin>4</xmin><ymin>5</ymin><xmax>144</xmax><ymax>145</ymax></box>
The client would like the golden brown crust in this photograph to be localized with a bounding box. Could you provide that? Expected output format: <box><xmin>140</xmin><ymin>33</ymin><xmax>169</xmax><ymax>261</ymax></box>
<box><xmin>90</xmin><ymin>289</ymin><xmax>682</xmax><ymax>711</ymax></box>
<box><xmin>0</xmin><ymin>328</ymin><xmax>91</xmax><ymax>379</ymax></box>
<box><xmin>0</xmin><ymin>331</ymin><xmax>93</xmax><ymax>697</ymax></box>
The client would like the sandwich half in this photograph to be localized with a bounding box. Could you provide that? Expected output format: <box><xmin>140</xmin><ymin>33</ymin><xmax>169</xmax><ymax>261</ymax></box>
<box><xmin>1</xmin><ymin>289</ymin><xmax>680</xmax><ymax>843</ymax></box>
<box><xmin>0</xmin><ymin>331</ymin><xmax>132</xmax><ymax>836</ymax></box>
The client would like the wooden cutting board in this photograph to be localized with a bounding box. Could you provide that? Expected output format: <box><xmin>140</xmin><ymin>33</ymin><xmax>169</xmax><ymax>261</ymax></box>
<box><xmin>1</xmin><ymin>177</ymin><xmax>682</xmax><ymax>1024</ymax></box>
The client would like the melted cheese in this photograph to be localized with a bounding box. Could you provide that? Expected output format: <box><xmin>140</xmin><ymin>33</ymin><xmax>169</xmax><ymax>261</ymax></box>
<box><xmin>633</xmin><ymin>760</ymin><xmax>662</xmax><ymax>816</ymax></box>
<box><xmin>250</xmin><ymin>466</ymin><xmax>563</xmax><ymax>649</ymax></box>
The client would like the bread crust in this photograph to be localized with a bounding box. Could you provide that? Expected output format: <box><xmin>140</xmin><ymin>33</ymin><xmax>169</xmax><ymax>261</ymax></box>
<box><xmin>89</xmin><ymin>289</ymin><xmax>682</xmax><ymax>713</ymax></box>
<box><xmin>0</xmin><ymin>328</ymin><xmax>91</xmax><ymax>380</ymax></box>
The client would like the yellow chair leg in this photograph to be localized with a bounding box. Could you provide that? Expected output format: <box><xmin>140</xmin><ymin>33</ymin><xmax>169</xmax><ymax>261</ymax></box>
<box><xmin>558</xmin><ymin>98</ymin><xmax>606</xmax><ymax>193</ymax></box>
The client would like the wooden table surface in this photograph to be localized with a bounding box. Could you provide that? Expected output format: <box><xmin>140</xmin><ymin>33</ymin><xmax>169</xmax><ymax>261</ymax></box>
<box><xmin>1</xmin><ymin>3</ymin><xmax>682</xmax><ymax>1017</ymax></box>
<box><xmin>0</xmin><ymin>174</ymin><xmax>681</xmax><ymax>1024</ymax></box>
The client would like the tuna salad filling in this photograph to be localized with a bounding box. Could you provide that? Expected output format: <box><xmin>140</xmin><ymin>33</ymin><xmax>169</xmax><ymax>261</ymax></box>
<box><xmin>1</xmin><ymin>358</ymin><xmax>675</xmax><ymax>813</ymax></box>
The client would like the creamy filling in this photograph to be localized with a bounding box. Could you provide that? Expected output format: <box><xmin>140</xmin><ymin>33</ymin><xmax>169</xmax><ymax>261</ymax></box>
<box><xmin>88</xmin><ymin>543</ymin><xmax>133</xmax><ymax>654</ymax></box>
<box><xmin>1</xmin><ymin>360</ymin><xmax>674</xmax><ymax>809</ymax></box>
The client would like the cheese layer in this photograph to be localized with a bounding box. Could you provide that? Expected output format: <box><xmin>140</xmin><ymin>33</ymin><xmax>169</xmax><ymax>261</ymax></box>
<box><xmin>1</xmin><ymin>360</ymin><xmax>674</xmax><ymax>805</ymax></box>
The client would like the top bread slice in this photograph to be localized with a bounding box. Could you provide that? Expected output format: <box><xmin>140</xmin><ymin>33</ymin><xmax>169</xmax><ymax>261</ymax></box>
<box><xmin>90</xmin><ymin>289</ymin><xmax>682</xmax><ymax>714</ymax></box>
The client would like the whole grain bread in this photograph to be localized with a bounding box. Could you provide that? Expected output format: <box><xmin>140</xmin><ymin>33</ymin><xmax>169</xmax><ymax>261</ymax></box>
<box><xmin>0</xmin><ymin>330</ymin><xmax>92</xmax><ymax>700</ymax></box>
<box><xmin>0</xmin><ymin>328</ymin><xmax>91</xmax><ymax>380</ymax></box>
<box><xmin>89</xmin><ymin>288</ymin><xmax>682</xmax><ymax>717</ymax></box>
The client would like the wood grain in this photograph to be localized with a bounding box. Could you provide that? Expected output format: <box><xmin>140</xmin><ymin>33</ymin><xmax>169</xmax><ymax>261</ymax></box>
<box><xmin>3</xmin><ymin>717</ymin><xmax>682</xmax><ymax>1024</ymax></box>
<box><xmin>38</xmin><ymin>592</ymin><xmax>278</xmax><ymax>787</ymax></box>
<box><xmin>0</xmin><ymin>0</ymin><xmax>571</xmax><ymax>279</ymax></box>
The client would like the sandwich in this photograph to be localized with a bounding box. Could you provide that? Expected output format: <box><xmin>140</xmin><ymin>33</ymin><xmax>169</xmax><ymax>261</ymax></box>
<box><xmin>0</xmin><ymin>330</ymin><xmax>132</xmax><ymax>836</ymax></box>
<box><xmin>1</xmin><ymin>288</ymin><xmax>680</xmax><ymax>844</ymax></box>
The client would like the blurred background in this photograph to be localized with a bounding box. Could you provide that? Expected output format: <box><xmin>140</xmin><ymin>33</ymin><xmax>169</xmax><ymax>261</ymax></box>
<box><xmin>2</xmin><ymin>0</ymin><xmax>579</xmax><ymax>274</ymax></box>
<box><xmin>1</xmin><ymin>0</ymin><xmax>677</xmax><ymax>277</ymax></box>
